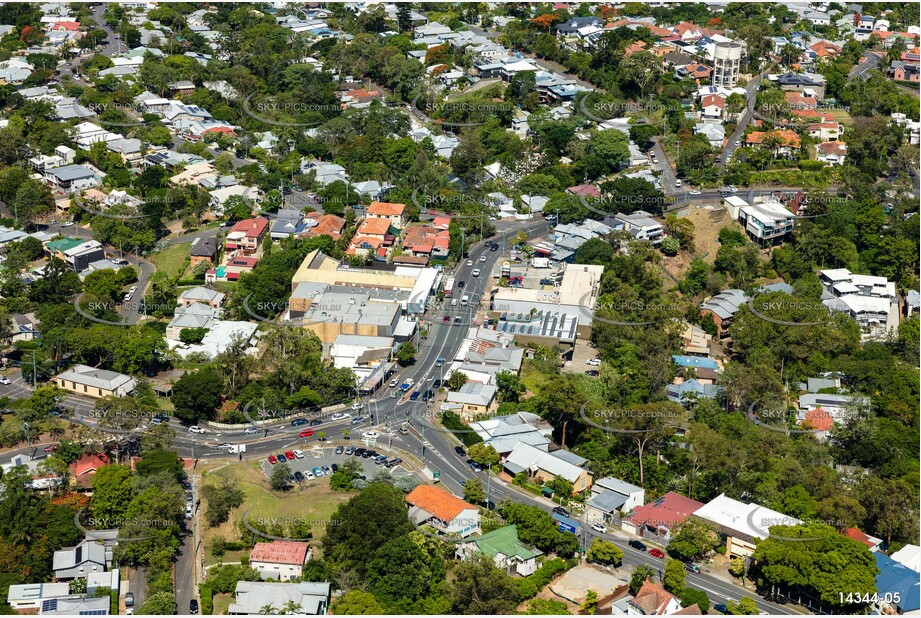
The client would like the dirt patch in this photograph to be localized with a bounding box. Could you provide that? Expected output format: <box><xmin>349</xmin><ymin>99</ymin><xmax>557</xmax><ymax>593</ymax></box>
<box><xmin>682</xmin><ymin>204</ymin><xmax>746</xmax><ymax>265</ymax></box>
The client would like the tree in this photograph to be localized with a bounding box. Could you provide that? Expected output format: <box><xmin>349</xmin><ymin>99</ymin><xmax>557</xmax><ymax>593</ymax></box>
<box><xmin>629</xmin><ymin>565</ymin><xmax>654</xmax><ymax>595</ymax></box>
<box><xmin>270</xmin><ymin>462</ymin><xmax>291</xmax><ymax>490</ymax></box>
<box><xmin>138</xmin><ymin>592</ymin><xmax>176</xmax><ymax>615</ymax></box>
<box><xmin>620</xmin><ymin>51</ymin><xmax>660</xmax><ymax>96</ymax></box>
<box><xmin>395</xmin><ymin>342</ymin><xmax>416</xmax><ymax>366</ymax></box>
<box><xmin>728</xmin><ymin>557</ymin><xmax>747</xmax><ymax>578</ymax></box>
<box><xmin>450</xmin><ymin>553</ymin><xmax>518</xmax><ymax>614</ymax></box>
<box><xmin>588</xmin><ymin>129</ymin><xmax>629</xmax><ymax>177</ymax></box>
<box><xmin>467</xmin><ymin>443</ymin><xmax>500</xmax><ymax>468</ymax></box>
<box><xmin>91</xmin><ymin>464</ymin><xmax>133</xmax><ymax>525</ymax></box>
<box><xmin>170</xmin><ymin>366</ymin><xmax>222</xmax><ymax>424</ymax></box>
<box><xmin>366</xmin><ymin>534</ymin><xmax>445</xmax><ymax>612</ymax></box>
<box><xmin>668</xmin><ymin>520</ymin><xmax>719</xmax><ymax>562</ymax></box>
<box><xmin>586</xmin><ymin>537</ymin><xmax>623</xmax><ymax>566</ymax></box>
<box><xmin>679</xmin><ymin>588</ymin><xmax>710</xmax><ymax>613</ymax></box>
<box><xmin>726</xmin><ymin>597</ymin><xmax>759</xmax><ymax>615</ymax></box>
<box><xmin>202</xmin><ymin>477</ymin><xmax>244</xmax><ymax>527</ymax></box>
<box><xmin>663</xmin><ymin>558</ymin><xmax>686</xmax><ymax>594</ymax></box>
<box><xmin>445</xmin><ymin>371</ymin><xmax>468</xmax><ymax>391</ymax></box>
<box><xmin>330</xmin><ymin>458</ymin><xmax>362</xmax><ymax>491</ymax></box>
<box><xmin>331</xmin><ymin>590</ymin><xmax>383</xmax><ymax>615</ymax></box>
<box><xmin>179</xmin><ymin>328</ymin><xmax>208</xmax><ymax>344</ymax></box>
<box><xmin>495</xmin><ymin>370</ymin><xmax>524</xmax><ymax>403</ymax></box>
<box><xmin>580</xmin><ymin>590</ymin><xmax>599</xmax><ymax>615</ymax></box>
<box><xmin>463</xmin><ymin>478</ymin><xmax>486</xmax><ymax>505</ymax></box>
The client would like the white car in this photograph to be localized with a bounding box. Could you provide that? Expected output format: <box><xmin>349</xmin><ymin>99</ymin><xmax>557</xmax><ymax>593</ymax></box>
<box><xmin>472</xmin><ymin>269</ymin><xmax>480</xmax><ymax>277</ymax></box>
<box><xmin>305</xmin><ymin>472</ymin><xmax>316</xmax><ymax>480</ymax></box>
<box><xmin>331</xmin><ymin>411</ymin><xmax>351</xmax><ymax>421</ymax></box>
<box><xmin>62</xmin><ymin>221</ymin><xmax>75</xmax><ymax>227</ymax></box>
<box><xmin>389</xmin><ymin>378</ymin><xmax>399</xmax><ymax>388</ymax></box>
<box><xmin>586</xmin><ymin>358</ymin><xmax>601</xmax><ymax>366</ymax></box>
<box><xmin>0</xmin><ymin>376</ymin><xmax>10</xmax><ymax>385</ymax></box>
<box><xmin>293</xmin><ymin>449</ymin><xmax>304</xmax><ymax>459</ymax></box>
<box><xmin>480</xmin><ymin>255</ymin><xmax>487</xmax><ymax>262</ymax></box>
<box><xmin>405</xmin><ymin>378</ymin><xmax>415</xmax><ymax>387</ymax></box>
<box><xmin>351</xmin><ymin>402</ymin><xmax>364</xmax><ymax>410</ymax></box>
<box><xmin>591</xmin><ymin>522</ymin><xmax>607</xmax><ymax>534</ymax></box>
<box><xmin>188</xmin><ymin>426</ymin><xmax>206</xmax><ymax>434</ymax></box>
<box><xmin>218</xmin><ymin>442</ymin><xmax>233</xmax><ymax>449</ymax></box>
<box><xmin>675</xmin><ymin>179</ymin><xmax>682</xmax><ymax>188</ymax></box>
<box><xmin>129</xmin><ymin>285</ymin><xmax>138</xmax><ymax>293</ymax></box>
<box><xmin>466</xmin><ymin>259</ymin><xmax>474</xmax><ymax>266</ymax></box>
<box><xmin>123</xmin><ymin>293</ymin><xmax>133</xmax><ymax>302</ymax></box>
<box><xmin>729</xmin><ymin>185</ymin><xmax>738</xmax><ymax>193</ymax></box>
<box><xmin>689</xmin><ymin>190</ymin><xmax>701</xmax><ymax>195</ymax></box>
<box><xmin>362</xmin><ymin>431</ymin><xmax>380</xmax><ymax>440</ymax></box>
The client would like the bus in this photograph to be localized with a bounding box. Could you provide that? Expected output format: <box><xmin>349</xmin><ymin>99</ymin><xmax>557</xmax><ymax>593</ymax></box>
<box><xmin>443</xmin><ymin>276</ymin><xmax>456</xmax><ymax>298</ymax></box>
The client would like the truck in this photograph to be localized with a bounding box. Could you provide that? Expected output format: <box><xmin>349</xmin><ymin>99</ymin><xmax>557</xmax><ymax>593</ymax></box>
<box><xmin>501</xmin><ymin>261</ymin><xmax>511</xmax><ymax>278</ymax></box>
<box><xmin>443</xmin><ymin>276</ymin><xmax>456</xmax><ymax>298</ymax></box>
<box><xmin>531</xmin><ymin>257</ymin><xmax>550</xmax><ymax>269</ymax></box>
<box><xmin>460</xmin><ymin>295</ymin><xmax>469</xmax><ymax>307</ymax></box>
<box><xmin>228</xmin><ymin>444</ymin><xmax>247</xmax><ymax>454</ymax></box>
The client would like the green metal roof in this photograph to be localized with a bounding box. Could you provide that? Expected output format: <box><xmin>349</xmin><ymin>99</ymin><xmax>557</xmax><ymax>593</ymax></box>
<box><xmin>469</xmin><ymin>525</ymin><xmax>542</xmax><ymax>561</ymax></box>
<box><xmin>46</xmin><ymin>237</ymin><xmax>85</xmax><ymax>253</ymax></box>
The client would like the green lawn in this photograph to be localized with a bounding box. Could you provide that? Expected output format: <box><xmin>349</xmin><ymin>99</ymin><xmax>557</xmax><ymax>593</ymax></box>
<box><xmin>149</xmin><ymin>242</ymin><xmax>192</xmax><ymax>278</ymax></box>
<box><xmin>199</xmin><ymin>461</ymin><xmax>351</xmax><ymax>566</ymax></box>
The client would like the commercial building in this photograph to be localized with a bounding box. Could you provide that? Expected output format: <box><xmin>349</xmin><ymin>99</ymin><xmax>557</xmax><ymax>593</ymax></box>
<box><xmin>692</xmin><ymin>493</ymin><xmax>801</xmax><ymax>558</ymax></box>
<box><xmin>288</xmin><ymin>283</ymin><xmax>404</xmax><ymax>344</ymax></box>
<box><xmin>53</xmin><ymin>365</ymin><xmax>136</xmax><ymax>398</ymax></box>
<box><xmin>445</xmin><ymin>382</ymin><xmax>498</xmax><ymax>419</ymax></box>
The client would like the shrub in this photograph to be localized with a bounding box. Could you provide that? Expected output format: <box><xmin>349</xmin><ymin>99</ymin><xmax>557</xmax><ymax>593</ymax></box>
<box><xmin>514</xmin><ymin>557</ymin><xmax>571</xmax><ymax>601</ymax></box>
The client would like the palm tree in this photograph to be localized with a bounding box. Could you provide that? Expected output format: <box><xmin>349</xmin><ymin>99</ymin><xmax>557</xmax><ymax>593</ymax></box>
<box><xmin>258</xmin><ymin>604</ymin><xmax>276</xmax><ymax>614</ymax></box>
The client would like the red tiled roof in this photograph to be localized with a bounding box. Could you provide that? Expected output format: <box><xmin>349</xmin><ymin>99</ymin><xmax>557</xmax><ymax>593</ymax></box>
<box><xmin>632</xmin><ymin>580</ymin><xmax>676</xmax><ymax>615</ymax></box>
<box><xmin>229</xmin><ymin>217</ymin><xmax>269</xmax><ymax>238</ymax></box>
<box><xmin>53</xmin><ymin>21</ymin><xmax>80</xmax><ymax>30</ymax></box>
<box><xmin>70</xmin><ymin>453</ymin><xmax>110</xmax><ymax>477</ymax></box>
<box><xmin>249</xmin><ymin>541</ymin><xmax>310</xmax><ymax>566</ymax></box>
<box><xmin>840</xmin><ymin>527</ymin><xmax>878</xmax><ymax>549</ymax></box>
<box><xmin>567</xmin><ymin>184</ymin><xmax>601</xmax><ymax>197</ymax></box>
<box><xmin>702</xmin><ymin>94</ymin><xmax>725</xmax><ymax>108</ymax></box>
<box><xmin>746</xmin><ymin>129</ymin><xmax>801</xmax><ymax>148</ymax></box>
<box><xmin>818</xmin><ymin>141</ymin><xmax>846</xmax><ymax>156</ymax></box>
<box><xmin>624</xmin><ymin>492</ymin><xmax>704</xmax><ymax>531</ymax></box>
<box><xmin>432</xmin><ymin>216</ymin><xmax>451</xmax><ymax>230</ymax></box>
<box><xmin>406</xmin><ymin>485</ymin><xmax>475</xmax><ymax>523</ymax></box>
<box><xmin>367</xmin><ymin>201</ymin><xmax>406</xmax><ymax>217</ymax></box>
<box><xmin>358</xmin><ymin>218</ymin><xmax>392</xmax><ymax>236</ymax></box>
<box><xmin>201</xmin><ymin>126</ymin><xmax>237</xmax><ymax>136</ymax></box>
<box><xmin>804</xmin><ymin>408</ymin><xmax>834</xmax><ymax>431</ymax></box>
<box><xmin>301</xmin><ymin>213</ymin><xmax>345</xmax><ymax>239</ymax></box>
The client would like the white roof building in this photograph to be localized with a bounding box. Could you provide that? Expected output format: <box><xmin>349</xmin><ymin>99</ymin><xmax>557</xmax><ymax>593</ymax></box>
<box><xmin>504</xmin><ymin>442</ymin><xmax>586</xmax><ymax>484</ymax></box>
<box><xmin>693</xmin><ymin>493</ymin><xmax>802</xmax><ymax>557</ymax></box>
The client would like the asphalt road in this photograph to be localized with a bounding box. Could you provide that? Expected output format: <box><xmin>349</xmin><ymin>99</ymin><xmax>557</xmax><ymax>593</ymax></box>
<box><xmin>720</xmin><ymin>71</ymin><xmax>767</xmax><ymax>169</ymax></box>
<box><xmin>849</xmin><ymin>52</ymin><xmax>882</xmax><ymax>80</ymax></box>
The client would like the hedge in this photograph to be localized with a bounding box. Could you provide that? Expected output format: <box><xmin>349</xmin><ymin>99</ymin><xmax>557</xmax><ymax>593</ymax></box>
<box><xmin>198</xmin><ymin>583</ymin><xmax>213</xmax><ymax>615</ymax></box>
<box><xmin>514</xmin><ymin>557</ymin><xmax>574</xmax><ymax>601</ymax></box>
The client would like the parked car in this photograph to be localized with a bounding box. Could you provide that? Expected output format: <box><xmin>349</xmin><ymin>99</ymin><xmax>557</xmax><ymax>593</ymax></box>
<box><xmin>586</xmin><ymin>358</ymin><xmax>601</xmax><ymax>366</ymax></box>
<box><xmin>0</xmin><ymin>376</ymin><xmax>10</xmax><ymax>385</ymax></box>
<box><xmin>649</xmin><ymin>548</ymin><xmax>665</xmax><ymax>559</ymax></box>
<box><xmin>373</xmin><ymin>455</ymin><xmax>388</xmax><ymax>465</ymax></box>
<box><xmin>389</xmin><ymin>378</ymin><xmax>399</xmax><ymax>388</ymax></box>
<box><xmin>385</xmin><ymin>457</ymin><xmax>402</xmax><ymax>468</ymax></box>
<box><xmin>125</xmin><ymin>593</ymin><xmax>134</xmax><ymax>608</ymax></box>
<box><xmin>345</xmin><ymin>446</ymin><xmax>355</xmax><ymax>455</ymax></box>
<box><xmin>354</xmin><ymin>447</ymin><xmax>367</xmax><ymax>457</ymax></box>
<box><xmin>189</xmin><ymin>599</ymin><xmax>198</xmax><ymax>614</ymax></box>
<box><xmin>305</xmin><ymin>472</ymin><xmax>316</xmax><ymax>480</ymax></box>
<box><xmin>714</xmin><ymin>604</ymin><xmax>728</xmax><ymax>614</ymax></box>
<box><xmin>468</xmin><ymin>459</ymin><xmax>483</xmax><ymax>472</ymax></box>
<box><xmin>552</xmin><ymin>506</ymin><xmax>571</xmax><ymax>518</ymax></box>
<box><xmin>361</xmin><ymin>450</ymin><xmax>376</xmax><ymax>459</ymax></box>
<box><xmin>312</xmin><ymin>467</ymin><xmax>323</xmax><ymax>477</ymax></box>
<box><xmin>292</xmin><ymin>449</ymin><xmax>304</xmax><ymax>459</ymax></box>
<box><xmin>454</xmin><ymin>446</ymin><xmax>466</xmax><ymax>456</ymax></box>
<box><xmin>299</xmin><ymin>429</ymin><xmax>314</xmax><ymax>438</ymax></box>
<box><xmin>629</xmin><ymin>540</ymin><xmax>647</xmax><ymax>551</ymax></box>
<box><xmin>293</xmin><ymin>471</ymin><xmax>304</xmax><ymax>483</ymax></box>
<box><xmin>335</xmin><ymin>445</ymin><xmax>344</xmax><ymax>454</ymax></box>
<box><xmin>276</xmin><ymin>454</ymin><xmax>287</xmax><ymax>463</ymax></box>
<box><xmin>585</xmin><ymin>370</ymin><xmax>600</xmax><ymax>377</ymax></box>
<box><xmin>331</xmin><ymin>463</ymin><xmax>339</xmax><ymax>472</ymax></box>
<box><xmin>322</xmin><ymin>465</ymin><xmax>333</xmax><ymax>475</ymax></box>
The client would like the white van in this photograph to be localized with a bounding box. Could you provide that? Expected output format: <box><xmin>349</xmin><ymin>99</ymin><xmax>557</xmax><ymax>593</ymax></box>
<box><xmin>451</xmin><ymin>298</ymin><xmax>459</xmax><ymax>307</ymax></box>
<box><xmin>461</xmin><ymin>295</ymin><xmax>469</xmax><ymax>307</ymax></box>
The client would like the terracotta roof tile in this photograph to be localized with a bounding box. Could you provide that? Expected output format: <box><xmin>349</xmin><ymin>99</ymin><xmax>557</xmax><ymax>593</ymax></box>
<box><xmin>406</xmin><ymin>485</ymin><xmax>475</xmax><ymax>523</ymax></box>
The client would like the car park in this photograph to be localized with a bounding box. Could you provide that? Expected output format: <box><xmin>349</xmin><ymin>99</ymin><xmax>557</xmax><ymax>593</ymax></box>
<box><xmin>649</xmin><ymin>548</ymin><xmax>665</xmax><ymax>559</ymax></box>
<box><xmin>628</xmin><ymin>540</ymin><xmax>647</xmax><ymax>551</ymax></box>
<box><xmin>353</xmin><ymin>447</ymin><xmax>367</xmax><ymax>457</ymax></box>
<box><xmin>277</xmin><ymin>454</ymin><xmax>287</xmax><ymax>463</ymax></box>
<box><xmin>362</xmin><ymin>450</ymin><xmax>376</xmax><ymax>458</ymax></box>
<box><xmin>552</xmin><ymin>506</ymin><xmax>571</xmax><ymax>518</ymax></box>
<box><xmin>345</xmin><ymin>446</ymin><xmax>355</xmax><ymax>455</ymax></box>
<box><xmin>300</xmin><ymin>429</ymin><xmax>314</xmax><ymax>438</ymax></box>
<box><xmin>292</xmin><ymin>449</ymin><xmax>304</xmax><ymax>459</ymax></box>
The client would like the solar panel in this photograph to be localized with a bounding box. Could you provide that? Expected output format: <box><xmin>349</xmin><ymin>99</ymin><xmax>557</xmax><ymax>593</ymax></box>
<box><xmin>42</xmin><ymin>599</ymin><xmax>57</xmax><ymax>612</ymax></box>
<box><xmin>79</xmin><ymin>610</ymin><xmax>107</xmax><ymax>615</ymax></box>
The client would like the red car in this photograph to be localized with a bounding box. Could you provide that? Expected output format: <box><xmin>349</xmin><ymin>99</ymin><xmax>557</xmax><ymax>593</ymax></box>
<box><xmin>300</xmin><ymin>429</ymin><xmax>314</xmax><ymax>438</ymax></box>
<box><xmin>649</xmin><ymin>548</ymin><xmax>665</xmax><ymax>559</ymax></box>
<box><xmin>285</xmin><ymin>451</ymin><xmax>296</xmax><ymax>460</ymax></box>
<box><xmin>268</xmin><ymin>455</ymin><xmax>278</xmax><ymax>465</ymax></box>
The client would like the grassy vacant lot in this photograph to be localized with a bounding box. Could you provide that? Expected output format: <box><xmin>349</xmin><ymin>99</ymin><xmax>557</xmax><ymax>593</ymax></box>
<box><xmin>199</xmin><ymin>461</ymin><xmax>351</xmax><ymax>566</ymax></box>
<box><xmin>149</xmin><ymin>242</ymin><xmax>191</xmax><ymax>278</ymax></box>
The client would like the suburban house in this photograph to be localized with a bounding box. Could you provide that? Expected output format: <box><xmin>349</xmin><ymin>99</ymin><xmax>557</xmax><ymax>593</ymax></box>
<box><xmin>745</xmin><ymin>129</ymin><xmax>801</xmax><ymax>156</ymax></box>
<box><xmin>190</xmin><ymin>236</ymin><xmax>218</xmax><ymax>266</ymax></box>
<box><xmin>445</xmin><ymin>382</ymin><xmax>498</xmax><ymax>419</ymax></box>
<box><xmin>890</xmin><ymin>544</ymin><xmax>921</xmax><ymax>573</ymax></box>
<box><xmin>300</xmin><ymin>213</ymin><xmax>346</xmax><ymax>240</ymax></box>
<box><xmin>585</xmin><ymin>477</ymin><xmax>645</xmax><ymax>525</ymax></box>
<box><xmin>840</xmin><ymin>527</ymin><xmax>883</xmax><ymax>553</ymax></box>
<box><xmin>503</xmin><ymin>443</ymin><xmax>593</xmax><ymax>495</ymax></box>
<box><xmin>692</xmin><ymin>493</ymin><xmax>801</xmax><ymax>558</ymax></box>
<box><xmin>613</xmin><ymin>211</ymin><xmax>666</xmax><ymax>245</ymax></box>
<box><xmin>45</xmin><ymin>238</ymin><xmax>106</xmax><ymax>272</ymax></box>
<box><xmin>469</xmin><ymin>411</ymin><xmax>553</xmax><ymax>456</ymax></box>
<box><xmin>406</xmin><ymin>484</ymin><xmax>481</xmax><ymax>538</ymax></box>
<box><xmin>225</xmin><ymin>218</ymin><xmax>269</xmax><ymax>256</ymax></box>
<box><xmin>53</xmin><ymin>365</ymin><xmax>136</xmax><ymax>398</ymax></box>
<box><xmin>625</xmin><ymin>580</ymin><xmax>684</xmax><ymax>615</ymax></box>
<box><xmin>699</xmin><ymin>289</ymin><xmax>750</xmax><ymax>336</ymax></box>
<box><xmin>6</xmin><ymin>583</ymin><xmax>70</xmax><ymax>610</ymax></box>
<box><xmin>44</xmin><ymin>165</ymin><xmax>101</xmax><ymax>191</ymax></box>
<box><xmin>248</xmin><ymin>541</ymin><xmax>311</xmax><ymax>582</ymax></box>
<box><xmin>456</xmin><ymin>525</ymin><xmax>542</xmax><ymax>577</ymax></box>
<box><xmin>622</xmin><ymin>492</ymin><xmax>706</xmax><ymax>544</ymax></box>
<box><xmin>270</xmin><ymin>208</ymin><xmax>307</xmax><ymax>239</ymax></box>
<box><xmin>228</xmin><ymin>581</ymin><xmax>330</xmax><ymax>615</ymax></box>
<box><xmin>819</xmin><ymin>268</ymin><xmax>896</xmax><ymax>331</ymax></box>
<box><xmin>178</xmin><ymin>286</ymin><xmax>225</xmax><ymax>310</ymax></box>
<box><xmin>366</xmin><ymin>201</ymin><xmax>407</xmax><ymax>229</ymax></box>
<box><xmin>874</xmin><ymin>552</ymin><xmax>921</xmax><ymax>614</ymax></box>
<box><xmin>52</xmin><ymin>539</ymin><xmax>108</xmax><ymax>580</ymax></box>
